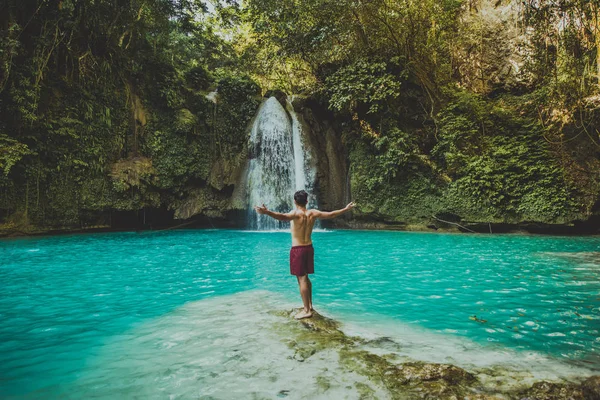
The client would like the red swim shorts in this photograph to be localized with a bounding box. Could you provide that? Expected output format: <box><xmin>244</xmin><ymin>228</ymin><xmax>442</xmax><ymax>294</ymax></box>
<box><xmin>290</xmin><ymin>244</ymin><xmax>314</xmax><ymax>276</ymax></box>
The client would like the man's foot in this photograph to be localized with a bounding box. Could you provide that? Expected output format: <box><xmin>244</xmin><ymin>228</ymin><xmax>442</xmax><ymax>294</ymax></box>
<box><xmin>294</xmin><ymin>310</ymin><xmax>313</xmax><ymax>320</ymax></box>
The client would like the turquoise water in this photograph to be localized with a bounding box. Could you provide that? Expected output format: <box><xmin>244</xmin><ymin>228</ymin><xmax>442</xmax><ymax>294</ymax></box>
<box><xmin>1</xmin><ymin>229</ymin><xmax>599</xmax><ymax>397</ymax></box>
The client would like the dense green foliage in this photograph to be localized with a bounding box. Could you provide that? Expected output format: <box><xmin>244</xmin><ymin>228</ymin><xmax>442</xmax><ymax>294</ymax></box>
<box><xmin>243</xmin><ymin>0</ymin><xmax>600</xmax><ymax>226</ymax></box>
<box><xmin>0</xmin><ymin>0</ymin><xmax>259</xmax><ymax>230</ymax></box>
<box><xmin>1</xmin><ymin>0</ymin><xmax>599</xmax><ymax>231</ymax></box>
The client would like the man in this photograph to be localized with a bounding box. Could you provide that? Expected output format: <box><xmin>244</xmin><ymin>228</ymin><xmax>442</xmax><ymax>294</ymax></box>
<box><xmin>254</xmin><ymin>190</ymin><xmax>355</xmax><ymax>320</ymax></box>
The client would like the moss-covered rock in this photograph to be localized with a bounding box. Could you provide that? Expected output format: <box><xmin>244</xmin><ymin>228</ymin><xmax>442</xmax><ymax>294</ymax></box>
<box><xmin>339</xmin><ymin>348</ymin><xmax>480</xmax><ymax>400</ymax></box>
<box><xmin>581</xmin><ymin>376</ymin><xmax>600</xmax><ymax>400</ymax></box>
<box><xmin>518</xmin><ymin>381</ymin><xmax>585</xmax><ymax>400</ymax></box>
<box><xmin>264</xmin><ymin>89</ymin><xmax>287</xmax><ymax>108</ymax></box>
<box><xmin>269</xmin><ymin>309</ymin><xmax>598</xmax><ymax>400</ymax></box>
<box><xmin>172</xmin><ymin>187</ymin><xmax>231</xmax><ymax>220</ymax></box>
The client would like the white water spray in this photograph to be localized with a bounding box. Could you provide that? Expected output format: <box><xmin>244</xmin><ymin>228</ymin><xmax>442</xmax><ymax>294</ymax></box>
<box><xmin>246</xmin><ymin>97</ymin><xmax>317</xmax><ymax>230</ymax></box>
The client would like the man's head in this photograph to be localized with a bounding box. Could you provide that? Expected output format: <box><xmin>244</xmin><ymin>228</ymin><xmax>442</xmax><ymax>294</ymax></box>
<box><xmin>294</xmin><ymin>190</ymin><xmax>308</xmax><ymax>207</ymax></box>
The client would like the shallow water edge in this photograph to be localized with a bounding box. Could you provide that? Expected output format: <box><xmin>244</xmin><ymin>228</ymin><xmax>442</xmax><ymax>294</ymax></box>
<box><xmin>37</xmin><ymin>290</ymin><xmax>599</xmax><ymax>400</ymax></box>
<box><xmin>3</xmin><ymin>229</ymin><xmax>600</xmax><ymax>398</ymax></box>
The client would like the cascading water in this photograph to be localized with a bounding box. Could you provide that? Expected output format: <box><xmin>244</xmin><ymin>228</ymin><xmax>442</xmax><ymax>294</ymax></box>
<box><xmin>246</xmin><ymin>97</ymin><xmax>317</xmax><ymax>230</ymax></box>
<box><xmin>287</xmin><ymin>98</ymin><xmax>318</xmax><ymax>211</ymax></box>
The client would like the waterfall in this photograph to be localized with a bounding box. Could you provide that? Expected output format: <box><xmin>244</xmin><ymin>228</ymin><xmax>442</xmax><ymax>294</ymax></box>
<box><xmin>287</xmin><ymin>98</ymin><xmax>318</xmax><ymax>211</ymax></box>
<box><xmin>246</xmin><ymin>97</ymin><xmax>317</xmax><ymax>230</ymax></box>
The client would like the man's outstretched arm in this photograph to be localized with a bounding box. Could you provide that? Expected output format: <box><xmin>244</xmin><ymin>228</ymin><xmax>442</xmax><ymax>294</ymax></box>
<box><xmin>313</xmin><ymin>202</ymin><xmax>355</xmax><ymax>220</ymax></box>
<box><xmin>254</xmin><ymin>204</ymin><xmax>295</xmax><ymax>221</ymax></box>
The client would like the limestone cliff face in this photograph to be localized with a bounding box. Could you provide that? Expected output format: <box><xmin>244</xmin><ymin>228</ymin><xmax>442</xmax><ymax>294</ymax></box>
<box><xmin>291</xmin><ymin>96</ymin><xmax>350</xmax><ymax>213</ymax></box>
<box><xmin>172</xmin><ymin>147</ymin><xmax>249</xmax><ymax>221</ymax></box>
<box><xmin>170</xmin><ymin>109</ymin><xmax>252</xmax><ymax>221</ymax></box>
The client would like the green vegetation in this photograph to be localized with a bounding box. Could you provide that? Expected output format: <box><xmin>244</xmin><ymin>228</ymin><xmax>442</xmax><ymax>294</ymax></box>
<box><xmin>244</xmin><ymin>0</ymin><xmax>600</xmax><ymax>227</ymax></box>
<box><xmin>0</xmin><ymin>0</ymin><xmax>258</xmax><ymax>231</ymax></box>
<box><xmin>1</xmin><ymin>0</ymin><xmax>599</xmax><ymax>232</ymax></box>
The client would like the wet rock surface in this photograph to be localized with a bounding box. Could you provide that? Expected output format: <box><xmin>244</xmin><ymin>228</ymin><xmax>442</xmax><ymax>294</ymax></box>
<box><xmin>582</xmin><ymin>376</ymin><xmax>600</xmax><ymax>400</ymax></box>
<box><xmin>291</xmin><ymin>98</ymin><xmax>350</xmax><ymax>213</ymax></box>
<box><xmin>275</xmin><ymin>309</ymin><xmax>599</xmax><ymax>400</ymax></box>
<box><xmin>518</xmin><ymin>381</ymin><xmax>585</xmax><ymax>400</ymax></box>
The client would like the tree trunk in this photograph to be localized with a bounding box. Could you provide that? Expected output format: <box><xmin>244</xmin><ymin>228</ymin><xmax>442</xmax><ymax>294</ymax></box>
<box><xmin>24</xmin><ymin>178</ymin><xmax>29</xmax><ymax>222</ymax></box>
<box><xmin>36</xmin><ymin>165</ymin><xmax>40</xmax><ymax>208</ymax></box>
<box><xmin>592</xmin><ymin>3</ymin><xmax>600</xmax><ymax>86</ymax></box>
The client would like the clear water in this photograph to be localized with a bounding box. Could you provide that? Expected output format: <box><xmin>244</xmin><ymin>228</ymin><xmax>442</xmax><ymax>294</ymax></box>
<box><xmin>1</xmin><ymin>229</ymin><xmax>599</xmax><ymax>398</ymax></box>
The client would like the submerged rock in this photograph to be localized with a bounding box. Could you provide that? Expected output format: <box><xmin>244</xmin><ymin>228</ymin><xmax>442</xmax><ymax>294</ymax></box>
<box><xmin>273</xmin><ymin>309</ymin><xmax>599</xmax><ymax>400</ymax></box>
<box><xmin>582</xmin><ymin>376</ymin><xmax>600</xmax><ymax>400</ymax></box>
<box><xmin>518</xmin><ymin>380</ymin><xmax>585</xmax><ymax>400</ymax></box>
<box><xmin>393</xmin><ymin>362</ymin><xmax>477</xmax><ymax>384</ymax></box>
<box><xmin>296</xmin><ymin>311</ymin><xmax>344</xmax><ymax>335</ymax></box>
<box><xmin>283</xmin><ymin>310</ymin><xmax>481</xmax><ymax>399</ymax></box>
<box><xmin>546</xmin><ymin>252</ymin><xmax>600</xmax><ymax>265</ymax></box>
<box><xmin>340</xmin><ymin>349</ymin><xmax>481</xmax><ymax>399</ymax></box>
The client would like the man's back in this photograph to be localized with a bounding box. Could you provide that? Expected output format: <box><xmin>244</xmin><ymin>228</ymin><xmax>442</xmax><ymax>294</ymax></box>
<box><xmin>290</xmin><ymin>209</ymin><xmax>317</xmax><ymax>246</ymax></box>
<box><xmin>253</xmin><ymin>198</ymin><xmax>354</xmax><ymax>247</ymax></box>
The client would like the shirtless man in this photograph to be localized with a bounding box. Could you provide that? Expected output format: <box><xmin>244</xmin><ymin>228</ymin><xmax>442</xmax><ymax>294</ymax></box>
<box><xmin>254</xmin><ymin>190</ymin><xmax>355</xmax><ymax>320</ymax></box>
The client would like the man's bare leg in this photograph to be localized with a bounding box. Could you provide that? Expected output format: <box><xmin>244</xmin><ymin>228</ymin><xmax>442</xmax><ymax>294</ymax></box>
<box><xmin>295</xmin><ymin>275</ymin><xmax>313</xmax><ymax>319</ymax></box>
<box><xmin>307</xmin><ymin>276</ymin><xmax>314</xmax><ymax>312</ymax></box>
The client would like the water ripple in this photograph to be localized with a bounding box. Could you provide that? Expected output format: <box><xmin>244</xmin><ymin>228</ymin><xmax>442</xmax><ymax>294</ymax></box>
<box><xmin>1</xmin><ymin>230</ymin><xmax>599</xmax><ymax>396</ymax></box>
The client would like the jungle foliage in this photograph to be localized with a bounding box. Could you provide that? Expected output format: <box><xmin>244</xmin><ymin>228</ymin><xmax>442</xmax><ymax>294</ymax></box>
<box><xmin>1</xmin><ymin>0</ymin><xmax>599</xmax><ymax>231</ymax></box>
<box><xmin>243</xmin><ymin>0</ymin><xmax>600</xmax><ymax>225</ymax></box>
<box><xmin>0</xmin><ymin>0</ymin><xmax>258</xmax><ymax>230</ymax></box>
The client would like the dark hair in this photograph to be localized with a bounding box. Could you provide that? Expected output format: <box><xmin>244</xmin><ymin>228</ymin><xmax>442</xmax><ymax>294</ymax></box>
<box><xmin>294</xmin><ymin>190</ymin><xmax>308</xmax><ymax>207</ymax></box>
